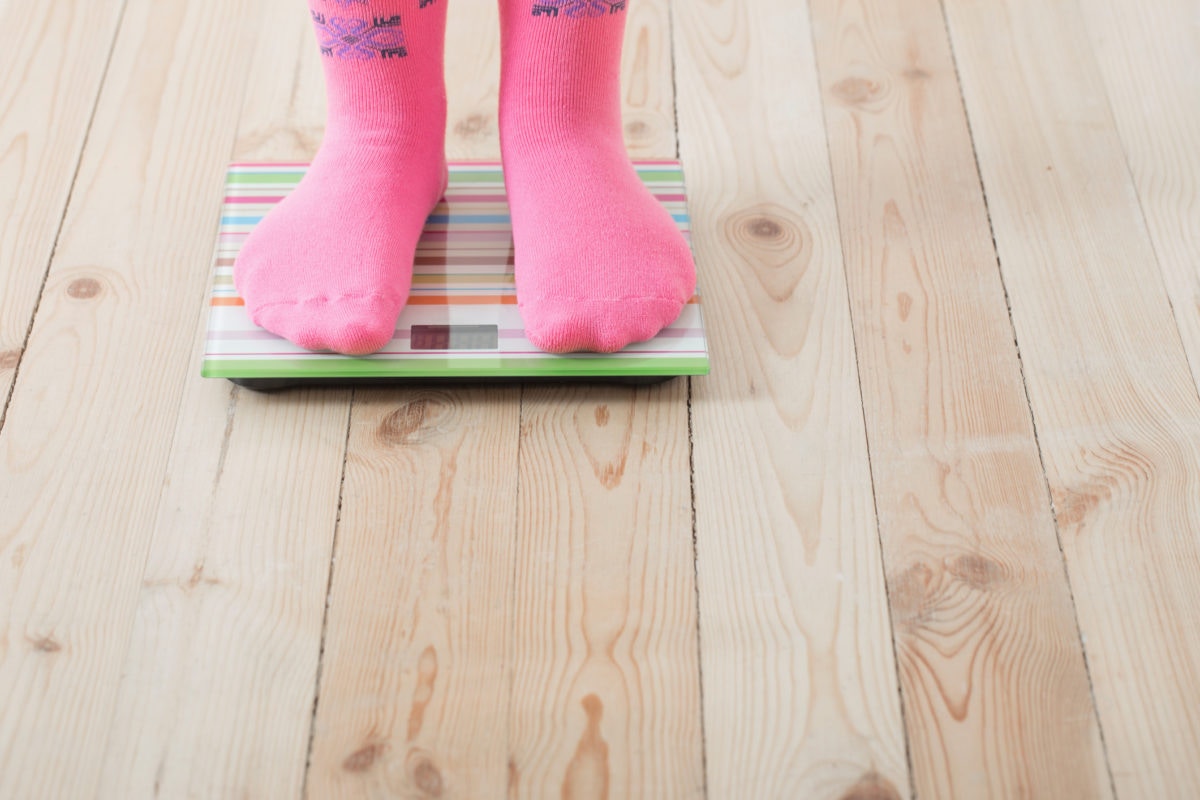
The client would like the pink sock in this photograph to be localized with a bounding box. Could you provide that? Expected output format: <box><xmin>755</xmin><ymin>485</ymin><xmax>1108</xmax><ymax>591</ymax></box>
<box><xmin>234</xmin><ymin>0</ymin><xmax>448</xmax><ymax>356</ymax></box>
<box><xmin>499</xmin><ymin>0</ymin><xmax>696</xmax><ymax>353</ymax></box>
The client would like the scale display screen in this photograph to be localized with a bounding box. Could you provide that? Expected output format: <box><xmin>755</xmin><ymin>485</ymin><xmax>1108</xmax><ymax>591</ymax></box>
<box><xmin>410</xmin><ymin>324</ymin><xmax>499</xmax><ymax>351</ymax></box>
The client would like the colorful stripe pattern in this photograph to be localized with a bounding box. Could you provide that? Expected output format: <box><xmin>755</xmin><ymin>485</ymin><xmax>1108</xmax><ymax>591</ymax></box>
<box><xmin>202</xmin><ymin>161</ymin><xmax>709</xmax><ymax>380</ymax></box>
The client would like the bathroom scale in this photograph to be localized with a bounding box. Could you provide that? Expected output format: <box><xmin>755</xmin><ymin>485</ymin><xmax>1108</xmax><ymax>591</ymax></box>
<box><xmin>201</xmin><ymin>161</ymin><xmax>709</xmax><ymax>390</ymax></box>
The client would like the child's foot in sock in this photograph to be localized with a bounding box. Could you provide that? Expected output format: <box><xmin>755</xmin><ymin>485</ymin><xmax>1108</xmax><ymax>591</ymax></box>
<box><xmin>235</xmin><ymin>1</ymin><xmax>448</xmax><ymax>356</ymax></box>
<box><xmin>499</xmin><ymin>1</ymin><xmax>696</xmax><ymax>354</ymax></box>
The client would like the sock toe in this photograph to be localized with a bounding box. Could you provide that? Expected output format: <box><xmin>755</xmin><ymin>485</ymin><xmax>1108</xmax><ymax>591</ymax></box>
<box><xmin>521</xmin><ymin>295</ymin><xmax>686</xmax><ymax>354</ymax></box>
<box><xmin>251</xmin><ymin>294</ymin><xmax>402</xmax><ymax>356</ymax></box>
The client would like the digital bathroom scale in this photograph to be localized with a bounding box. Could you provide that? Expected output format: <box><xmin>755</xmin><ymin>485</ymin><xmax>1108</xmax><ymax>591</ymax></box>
<box><xmin>201</xmin><ymin>161</ymin><xmax>709</xmax><ymax>390</ymax></box>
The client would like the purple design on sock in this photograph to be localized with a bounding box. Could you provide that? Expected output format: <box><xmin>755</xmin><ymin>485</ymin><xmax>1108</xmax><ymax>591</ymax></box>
<box><xmin>312</xmin><ymin>12</ymin><xmax>408</xmax><ymax>59</ymax></box>
<box><xmin>531</xmin><ymin>0</ymin><xmax>625</xmax><ymax>18</ymax></box>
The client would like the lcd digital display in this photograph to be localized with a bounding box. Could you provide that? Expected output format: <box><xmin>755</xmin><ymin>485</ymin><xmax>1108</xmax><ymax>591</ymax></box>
<box><xmin>410</xmin><ymin>324</ymin><xmax>500</xmax><ymax>351</ymax></box>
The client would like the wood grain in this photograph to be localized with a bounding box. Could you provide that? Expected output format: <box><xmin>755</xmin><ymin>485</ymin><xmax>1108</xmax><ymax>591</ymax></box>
<box><xmin>307</xmin><ymin>387</ymin><xmax>520</xmax><ymax>797</ymax></box>
<box><xmin>808</xmin><ymin>0</ymin><xmax>1111</xmax><ymax>795</ymax></box>
<box><xmin>99</xmin><ymin>387</ymin><xmax>350</xmax><ymax>798</ymax></box>
<box><xmin>0</xmin><ymin>0</ymin><xmax>126</xmax><ymax>412</ymax></box>
<box><xmin>944</xmin><ymin>0</ymin><xmax>1200</xmax><ymax>794</ymax></box>
<box><xmin>510</xmin><ymin>383</ymin><xmax>703</xmax><ymax>798</ymax></box>
<box><xmin>673</xmin><ymin>1</ymin><xmax>909</xmax><ymax>796</ymax></box>
<box><xmin>1084</xmin><ymin>0</ymin><xmax>1200</xmax><ymax>397</ymax></box>
<box><xmin>506</xmin><ymin>2</ymin><xmax>705</xmax><ymax>796</ymax></box>
<box><xmin>0</xmin><ymin>0</ymin><xmax>272</xmax><ymax>795</ymax></box>
<box><xmin>96</xmin><ymin>1</ymin><xmax>354</xmax><ymax>796</ymax></box>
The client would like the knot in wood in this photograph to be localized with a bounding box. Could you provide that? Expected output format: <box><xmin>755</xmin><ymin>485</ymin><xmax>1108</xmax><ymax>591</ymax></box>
<box><xmin>379</xmin><ymin>401</ymin><xmax>428</xmax><ymax>445</ymax></box>
<box><xmin>948</xmin><ymin>552</ymin><xmax>1007</xmax><ymax>590</ymax></box>
<box><xmin>888</xmin><ymin>561</ymin><xmax>936</xmax><ymax>628</ymax></box>
<box><xmin>729</xmin><ymin>206</ymin><xmax>802</xmax><ymax>257</ymax></box>
<box><xmin>29</xmin><ymin>634</ymin><xmax>62</xmax><ymax>653</ymax></box>
<box><xmin>624</xmin><ymin>117</ymin><xmax>653</xmax><ymax>142</ymax></box>
<box><xmin>831</xmin><ymin>75</ymin><xmax>883</xmax><ymax>106</ymax></box>
<box><xmin>839</xmin><ymin>771</ymin><xmax>902</xmax><ymax>800</ymax></box>
<box><xmin>747</xmin><ymin>216</ymin><xmax>784</xmax><ymax>240</ymax></box>
<box><xmin>410</xmin><ymin>758</ymin><xmax>444</xmax><ymax>796</ymax></box>
<box><xmin>377</xmin><ymin>393</ymin><xmax>455</xmax><ymax>446</ymax></box>
<box><xmin>454</xmin><ymin>112</ymin><xmax>490</xmax><ymax>139</ymax></box>
<box><xmin>343</xmin><ymin>741</ymin><xmax>387</xmax><ymax>772</ymax></box>
<box><xmin>67</xmin><ymin>277</ymin><xmax>103</xmax><ymax>299</ymax></box>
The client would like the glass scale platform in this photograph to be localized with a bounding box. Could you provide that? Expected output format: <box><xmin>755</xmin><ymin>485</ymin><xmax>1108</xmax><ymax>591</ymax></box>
<box><xmin>202</xmin><ymin>161</ymin><xmax>709</xmax><ymax>388</ymax></box>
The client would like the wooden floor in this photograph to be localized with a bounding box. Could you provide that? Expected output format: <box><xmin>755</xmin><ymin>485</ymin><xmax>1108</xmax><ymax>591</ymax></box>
<box><xmin>2</xmin><ymin>0</ymin><xmax>1199</xmax><ymax>797</ymax></box>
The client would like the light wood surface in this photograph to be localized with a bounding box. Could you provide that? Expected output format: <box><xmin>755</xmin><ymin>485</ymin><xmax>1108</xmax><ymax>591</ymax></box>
<box><xmin>511</xmin><ymin>382</ymin><xmax>703</xmax><ymax>798</ymax></box>
<box><xmin>1084</xmin><ymin>0</ymin><xmax>1200</xmax><ymax>396</ymax></box>
<box><xmin>809</xmin><ymin>0</ymin><xmax>1110</xmax><ymax>795</ymax></box>
<box><xmin>674</xmin><ymin>2</ymin><xmax>908</xmax><ymax>796</ymax></box>
<box><xmin>944</xmin><ymin>0</ymin><xmax>1200</xmax><ymax>796</ymax></box>
<box><xmin>0</xmin><ymin>0</ymin><xmax>127</xmax><ymax>410</ymax></box>
<box><xmin>2</xmin><ymin>0</ymin><xmax>1200</xmax><ymax>796</ymax></box>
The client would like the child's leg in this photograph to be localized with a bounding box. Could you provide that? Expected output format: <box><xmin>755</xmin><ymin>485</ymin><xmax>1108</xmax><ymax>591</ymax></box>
<box><xmin>235</xmin><ymin>0</ymin><xmax>448</xmax><ymax>356</ymax></box>
<box><xmin>498</xmin><ymin>0</ymin><xmax>696</xmax><ymax>353</ymax></box>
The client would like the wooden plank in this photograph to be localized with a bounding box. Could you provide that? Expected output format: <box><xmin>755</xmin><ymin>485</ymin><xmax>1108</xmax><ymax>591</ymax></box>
<box><xmin>0</xmin><ymin>0</ymin><xmax>279</xmax><ymax>795</ymax></box>
<box><xmin>943</xmin><ymin>0</ymin><xmax>1200</xmax><ymax>794</ymax></box>
<box><xmin>505</xmin><ymin>1</ymin><xmax>705</xmax><ymax>797</ymax></box>
<box><xmin>304</xmin><ymin>5</ymin><xmax>523</xmax><ymax>797</ymax></box>
<box><xmin>0</xmin><ymin>0</ymin><xmax>126</xmax><ymax>412</ymax></box>
<box><xmin>1084</xmin><ymin>0</ymin><xmax>1200</xmax><ymax>397</ymax></box>
<box><xmin>808</xmin><ymin>0</ymin><xmax>1111</xmax><ymax>795</ymax></box>
<box><xmin>95</xmin><ymin>2</ymin><xmax>354</xmax><ymax>796</ymax></box>
<box><xmin>510</xmin><ymin>384</ymin><xmax>702</xmax><ymax>798</ymax></box>
<box><xmin>98</xmin><ymin>389</ymin><xmax>349</xmax><ymax>799</ymax></box>
<box><xmin>672</xmin><ymin>2</ymin><xmax>910</xmax><ymax>796</ymax></box>
<box><xmin>305</xmin><ymin>389</ymin><xmax>520</xmax><ymax>798</ymax></box>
